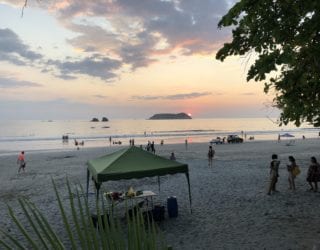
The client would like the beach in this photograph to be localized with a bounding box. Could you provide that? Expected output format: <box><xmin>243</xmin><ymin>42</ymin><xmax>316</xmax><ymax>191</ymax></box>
<box><xmin>1</xmin><ymin>139</ymin><xmax>320</xmax><ymax>249</ymax></box>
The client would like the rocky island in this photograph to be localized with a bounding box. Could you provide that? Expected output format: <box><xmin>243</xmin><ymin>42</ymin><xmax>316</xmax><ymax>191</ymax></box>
<box><xmin>90</xmin><ymin>117</ymin><xmax>109</xmax><ymax>122</ymax></box>
<box><xmin>148</xmin><ymin>112</ymin><xmax>192</xmax><ymax>120</ymax></box>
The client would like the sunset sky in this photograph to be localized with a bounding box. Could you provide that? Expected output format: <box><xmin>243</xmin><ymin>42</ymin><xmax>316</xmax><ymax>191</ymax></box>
<box><xmin>0</xmin><ymin>0</ymin><xmax>276</xmax><ymax>120</ymax></box>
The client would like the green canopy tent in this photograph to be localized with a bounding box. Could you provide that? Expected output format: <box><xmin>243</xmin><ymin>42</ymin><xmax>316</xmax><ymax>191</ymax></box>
<box><xmin>86</xmin><ymin>146</ymin><xmax>192</xmax><ymax>212</ymax></box>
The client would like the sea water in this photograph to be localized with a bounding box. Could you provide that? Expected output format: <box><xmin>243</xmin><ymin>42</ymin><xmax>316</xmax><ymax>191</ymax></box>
<box><xmin>0</xmin><ymin>118</ymin><xmax>318</xmax><ymax>154</ymax></box>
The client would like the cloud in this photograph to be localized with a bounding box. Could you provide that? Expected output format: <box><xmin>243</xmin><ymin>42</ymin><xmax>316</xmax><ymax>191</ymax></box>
<box><xmin>0</xmin><ymin>76</ymin><xmax>42</xmax><ymax>88</ymax></box>
<box><xmin>49</xmin><ymin>0</ymin><xmax>233</xmax><ymax>69</ymax></box>
<box><xmin>0</xmin><ymin>28</ymin><xmax>42</xmax><ymax>66</ymax></box>
<box><xmin>132</xmin><ymin>91</ymin><xmax>211</xmax><ymax>100</ymax></box>
<box><xmin>47</xmin><ymin>54</ymin><xmax>122</xmax><ymax>81</ymax></box>
<box><xmin>0</xmin><ymin>28</ymin><xmax>122</xmax><ymax>82</ymax></box>
<box><xmin>0</xmin><ymin>1</ymin><xmax>236</xmax><ymax>81</ymax></box>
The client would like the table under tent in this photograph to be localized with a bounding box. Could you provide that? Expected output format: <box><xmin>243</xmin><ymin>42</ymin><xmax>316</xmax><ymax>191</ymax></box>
<box><xmin>86</xmin><ymin>146</ymin><xmax>192</xmax><ymax>213</ymax></box>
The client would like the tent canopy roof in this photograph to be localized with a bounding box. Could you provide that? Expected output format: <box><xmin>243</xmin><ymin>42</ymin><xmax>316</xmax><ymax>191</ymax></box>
<box><xmin>280</xmin><ymin>133</ymin><xmax>295</xmax><ymax>138</ymax></box>
<box><xmin>88</xmin><ymin>146</ymin><xmax>188</xmax><ymax>183</ymax></box>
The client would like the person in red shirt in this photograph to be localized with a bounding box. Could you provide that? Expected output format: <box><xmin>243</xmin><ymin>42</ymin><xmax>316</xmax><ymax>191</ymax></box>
<box><xmin>17</xmin><ymin>151</ymin><xmax>26</xmax><ymax>173</ymax></box>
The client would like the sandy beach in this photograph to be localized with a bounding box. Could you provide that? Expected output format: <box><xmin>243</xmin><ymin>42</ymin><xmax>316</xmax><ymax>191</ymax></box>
<box><xmin>1</xmin><ymin>138</ymin><xmax>320</xmax><ymax>249</ymax></box>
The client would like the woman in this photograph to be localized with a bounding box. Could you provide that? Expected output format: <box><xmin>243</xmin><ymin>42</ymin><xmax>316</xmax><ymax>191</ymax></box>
<box><xmin>307</xmin><ymin>157</ymin><xmax>320</xmax><ymax>192</ymax></box>
<box><xmin>287</xmin><ymin>156</ymin><xmax>297</xmax><ymax>190</ymax></box>
<box><xmin>267</xmin><ymin>154</ymin><xmax>280</xmax><ymax>195</ymax></box>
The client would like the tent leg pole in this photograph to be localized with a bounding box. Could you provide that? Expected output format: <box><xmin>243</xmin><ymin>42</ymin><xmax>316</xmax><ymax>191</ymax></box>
<box><xmin>158</xmin><ymin>176</ymin><xmax>161</xmax><ymax>193</ymax></box>
<box><xmin>95</xmin><ymin>181</ymin><xmax>101</xmax><ymax>200</ymax></box>
<box><xmin>86</xmin><ymin>169</ymin><xmax>90</xmax><ymax>198</ymax></box>
<box><xmin>186</xmin><ymin>173</ymin><xmax>192</xmax><ymax>214</ymax></box>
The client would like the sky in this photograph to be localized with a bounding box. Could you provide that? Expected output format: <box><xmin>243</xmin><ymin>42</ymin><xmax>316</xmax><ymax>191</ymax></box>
<box><xmin>0</xmin><ymin>0</ymin><xmax>277</xmax><ymax>120</ymax></box>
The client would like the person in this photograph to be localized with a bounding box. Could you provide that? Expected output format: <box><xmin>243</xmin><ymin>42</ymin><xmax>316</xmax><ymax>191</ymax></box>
<box><xmin>302</xmin><ymin>135</ymin><xmax>306</xmax><ymax>140</ymax></box>
<box><xmin>208</xmin><ymin>146</ymin><xmax>215</xmax><ymax>167</ymax></box>
<box><xmin>185</xmin><ymin>139</ymin><xmax>188</xmax><ymax>150</ymax></box>
<box><xmin>287</xmin><ymin>156</ymin><xmax>297</xmax><ymax>191</ymax></box>
<box><xmin>307</xmin><ymin>156</ymin><xmax>320</xmax><ymax>192</ymax></box>
<box><xmin>151</xmin><ymin>141</ymin><xmax>156</xmax><ymax>154</ymax></box>
<box><xmin>146</xmin><ymin>141</ymin><xmax>151</xmax><ymax>151</ymax></box>
<box><xmin>267</xmin><ymin>154</ymin><xmax>280</xmax><ymax>195</ymax></box>
<box><xmin>278</xmin><ymin>134</ymin><xmax>281</xmax><ymax>143</ymax></box>
<box><xmin>170</xmin><ymin>152</ymin><xmax>176</xmax><ymax>161</ymax></box>
<box><xmin>17</xmin><ymin>151</ymin><xmax>26</xmax><ymax>173</ymax></box>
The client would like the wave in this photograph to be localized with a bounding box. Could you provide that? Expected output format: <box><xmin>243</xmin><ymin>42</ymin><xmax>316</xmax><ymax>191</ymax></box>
<box><xmin>0</xmin><ymin>126</ymin><xmax>316</xmax><ymax>143</ymax></box>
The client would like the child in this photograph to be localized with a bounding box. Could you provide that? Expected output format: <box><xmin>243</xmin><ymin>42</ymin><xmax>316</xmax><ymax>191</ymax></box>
<box><xmin>267</xmin><ymin>154</ymin><xmax>280</xmax><ymax>195</ymax></box>
<box><xmin>287</xmin><ymin>156</ymin><xmax>297</xmax><ymax>191</ymax></box>
<box><xmin>170</xmin><ymin>152</ymin><xmax>176</xmax><ymax>161</ymax></box>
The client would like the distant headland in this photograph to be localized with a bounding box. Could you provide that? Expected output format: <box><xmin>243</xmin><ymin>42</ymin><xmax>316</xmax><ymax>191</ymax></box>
<box><xmin>148</xmin><ymin>112</ymin><xmax>192</xmax><ymax>120</ymax></box>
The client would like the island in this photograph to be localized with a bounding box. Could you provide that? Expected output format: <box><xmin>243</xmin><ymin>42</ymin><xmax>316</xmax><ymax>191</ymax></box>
<box><xmin>148</xmin><ymin>112</ymin><xmax>192</xmax><ymax>120</ymax></box>
<box><xmin>91</xmin><ymin>118</ymin><xmax>99</xmax><ymax>122</ymax></box>
<box><xmin>102</xmin><ymin>117</ymin><xmax>109</xmax><ymax>122</ymax></box>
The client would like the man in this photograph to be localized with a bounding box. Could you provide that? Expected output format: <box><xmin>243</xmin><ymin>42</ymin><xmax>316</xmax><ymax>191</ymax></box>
<box><xmin>17</xmin><ymin>151</ymin><xmax>26</xmax><ymax>173</ymax></box>
<box><xmin>208</xmin><ymin>146</ymin><xmax>215</xmax><ymax>167</ymax></box>
<box><xmin>267</xmin><ymin>154</ymin><xmax>280</xmax><ymax>195</ymax></box>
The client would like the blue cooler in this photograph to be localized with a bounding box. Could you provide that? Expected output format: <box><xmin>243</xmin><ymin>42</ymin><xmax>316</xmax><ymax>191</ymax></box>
<box><xmin>167</xmin><ymin>196</ymin><xmax>178</xmax><ymax>218</ymax></box>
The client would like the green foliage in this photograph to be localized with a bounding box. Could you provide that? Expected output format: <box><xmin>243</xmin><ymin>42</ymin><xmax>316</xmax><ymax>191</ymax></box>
<box><xmin>0</xmin><ymin>179</ymin><xmax>167</xmax><ymax>250</ymax></box>
<box><xmin>216</xmin><ymin>0</ymin><xmax>320</xmax><ymax>126</ymax></box>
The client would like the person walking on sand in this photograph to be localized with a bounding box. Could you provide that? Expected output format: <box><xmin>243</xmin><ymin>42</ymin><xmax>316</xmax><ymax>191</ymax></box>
<box><xmin>267</xmin><ymin>154</ymin><xmax>280</xmax><ymax>195</ymax></box>
<box><xmin>307</xmin><ymin>156</ymin><xmax>320</xmax><ymax>192</ymax></box>
<box><xmin>208</xmin><ymin>145</ymin><xmax>215</xmax><ymax>167</ymax></box>
<box><xmin>17</xmin><ymin>151</ymin><xmax>26</xmax><ymax>173</ymax></box>
<box><xmin>287</xmin><ymin>156</ymin><xmax>297</xmax><ymax>191</ymax></box>
<box><xmin>151</xmin><ymin>141</ymin><xmax>156</xmax><ymax>154</ymax></box>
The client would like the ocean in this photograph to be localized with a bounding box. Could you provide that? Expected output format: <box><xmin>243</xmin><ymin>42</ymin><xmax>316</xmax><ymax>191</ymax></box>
<box><xmin>0</xmin><ymin>118</ymin><xmax>318</xmax><ymax>155</ymax></box>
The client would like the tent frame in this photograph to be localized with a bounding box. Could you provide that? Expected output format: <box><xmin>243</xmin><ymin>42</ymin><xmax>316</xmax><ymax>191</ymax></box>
<box><xmin>86</xmin><ymin>147</ymin><xmax>192</xmax><ymax>213</ymax></box>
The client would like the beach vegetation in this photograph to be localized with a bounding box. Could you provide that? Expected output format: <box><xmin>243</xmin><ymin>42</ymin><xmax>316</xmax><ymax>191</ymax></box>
<box><xmin>0</xmin><ymin>178</ymin><xmax>167</xmax><ymax>249</ymax></box>
<box><xmin>216</xmin><ymin>0</ymin><xmax>320</xmax><ymax>126</ymax></box>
